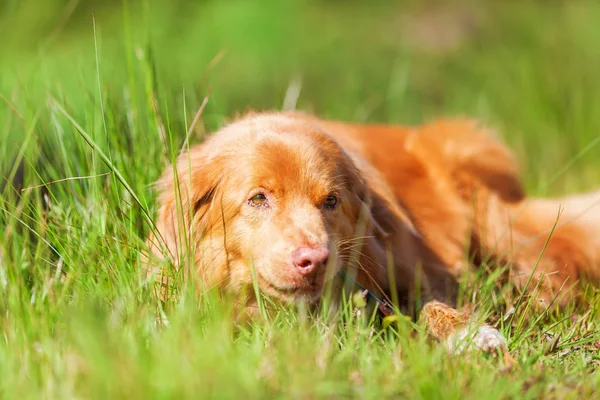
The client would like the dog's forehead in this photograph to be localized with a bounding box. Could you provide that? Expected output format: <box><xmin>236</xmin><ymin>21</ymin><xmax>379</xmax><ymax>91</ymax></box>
<box><xmin>216</xmin><ymin>114</ymin><xmax>355</xmax><ymax>198</ymax></box>
<box><xmin>249</xmin><ymin>132</ymin><xmax>340</xmax><ymax>192</ymax></box>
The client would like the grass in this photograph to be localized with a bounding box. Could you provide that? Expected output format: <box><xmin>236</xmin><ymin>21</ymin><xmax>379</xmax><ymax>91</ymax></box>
<box><xmin>1</xmin><ymin>0</ymin><xmax>600</xmax><ymax>398</ymax></box>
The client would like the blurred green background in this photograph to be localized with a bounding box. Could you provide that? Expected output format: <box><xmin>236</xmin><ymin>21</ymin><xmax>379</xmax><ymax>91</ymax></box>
<box><xmin>2</xmin><ymin>0</ymin><xmax>599</xmax><ymax>197</ymax></box>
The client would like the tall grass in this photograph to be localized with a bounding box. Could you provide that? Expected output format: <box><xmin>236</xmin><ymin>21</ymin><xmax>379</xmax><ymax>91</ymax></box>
<box><xmin>1</xmin><ymin>1</ymin><xmax>599</xmax><ymax>398</ymax></box>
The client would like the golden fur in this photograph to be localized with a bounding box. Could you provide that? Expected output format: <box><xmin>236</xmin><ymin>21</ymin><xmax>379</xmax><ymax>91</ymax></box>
<box><xmin>145</xmin><ymin>111</ymin><xmax>600</xmax><ymax>315</ymax></box>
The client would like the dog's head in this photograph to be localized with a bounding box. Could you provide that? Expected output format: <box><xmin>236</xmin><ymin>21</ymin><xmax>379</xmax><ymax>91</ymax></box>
<box><xmin>151</xmin><ymin>114</ymin><xmax>373</xmax><ymax>304</ymax></box>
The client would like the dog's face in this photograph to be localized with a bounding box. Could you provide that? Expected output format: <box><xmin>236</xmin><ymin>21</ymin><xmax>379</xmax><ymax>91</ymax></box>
<box><xmin>155</xmin><ymin>115</ymin><xmax>370</xmax><ymax>304</ymax></box>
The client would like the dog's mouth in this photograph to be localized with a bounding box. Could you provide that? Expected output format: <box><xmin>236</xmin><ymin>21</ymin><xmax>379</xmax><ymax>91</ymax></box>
<box><xmin>256</xmin><ymin>272</ymin><xmax>324</xmax><ymax>302</ymax></box>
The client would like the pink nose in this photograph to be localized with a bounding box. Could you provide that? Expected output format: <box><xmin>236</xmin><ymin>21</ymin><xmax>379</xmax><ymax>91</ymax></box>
<box><xmin>291</xmin><ymin>245</ymin><xmax>329</xmax><ymax>275</ymax></box>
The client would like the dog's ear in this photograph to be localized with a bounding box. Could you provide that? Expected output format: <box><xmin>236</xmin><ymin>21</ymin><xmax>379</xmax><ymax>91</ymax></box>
<box><xmin>339</xmin><ymin>148</ymin><xmax>421</xmax><ymax>243</ymax></box>
<box><xmin>351</xmin><ymin>169</ymin><xmax>420</xmax><ymax>245</ymax></box>
<box><xmin>148</xmin><ymin>147</ymin><xmax>226</xmax><ymax>267</ymax></box>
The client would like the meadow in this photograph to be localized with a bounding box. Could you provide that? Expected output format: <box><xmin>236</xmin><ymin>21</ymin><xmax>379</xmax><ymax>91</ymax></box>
<box><xmin>1</xmin><ymin>1</ymin><xmax>599</xmax><ymax>398</ymax></box>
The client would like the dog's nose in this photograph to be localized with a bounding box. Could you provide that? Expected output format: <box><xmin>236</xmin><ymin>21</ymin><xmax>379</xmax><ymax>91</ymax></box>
<box><xmin>292</xmin><ymin>245</ymin><xmax>329</xmax><ymax>275</ymax></box>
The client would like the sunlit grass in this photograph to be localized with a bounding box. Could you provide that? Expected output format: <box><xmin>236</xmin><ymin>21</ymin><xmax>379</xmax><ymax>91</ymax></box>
<box><xmin>1</xmin><ymin>1</ymin><xmax>599</xmax><ymax>398</ymax></box>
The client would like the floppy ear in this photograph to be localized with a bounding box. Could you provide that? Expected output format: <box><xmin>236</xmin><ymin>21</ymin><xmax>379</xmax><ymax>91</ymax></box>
<box><xmin>361</xmin><ymin>187</ymin><xmax>419</xmax><ymax>241</ymax></box>
<box><xmin>148</xmin><ymin>146</ymin><xmax>225</xmax><ymax>267</ymax></box>
<box><xmin>350</xmin><ymin>158</ymin><xmax>420</xmax><ymax>241</ymax></box>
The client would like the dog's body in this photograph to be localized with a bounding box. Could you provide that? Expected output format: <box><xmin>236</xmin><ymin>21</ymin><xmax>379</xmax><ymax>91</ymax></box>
<box><xmin>146</xmin><ymin>112</ymin><xmax>600</xmax><ymax>317</ymax></box>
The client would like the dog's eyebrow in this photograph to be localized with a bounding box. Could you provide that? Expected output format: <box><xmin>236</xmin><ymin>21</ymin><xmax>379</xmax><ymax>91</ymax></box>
<box><xmin>325</xmin><ymin>183</ymin><xmax>343</xmax><ymax>194</ymax></box>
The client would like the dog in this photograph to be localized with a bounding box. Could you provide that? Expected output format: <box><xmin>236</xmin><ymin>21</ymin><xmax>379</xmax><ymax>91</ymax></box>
<box><xmin>145</xmin><ymin>111</ymin><xmax>600</xmax><ymax>334</ymax></box>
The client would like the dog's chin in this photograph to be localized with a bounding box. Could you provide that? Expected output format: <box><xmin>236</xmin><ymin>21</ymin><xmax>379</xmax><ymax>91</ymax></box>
<box><xmin>288</xmin><ymin>284</ymin><xmax>324</xmax><ymax>304</ymax></box>
<box><xmin>268</xmin><ymin>283</ymin><xmax>324</xmax><ymax>304</ymax></box>
<box><xmin>257</xmin><ymin>274</ymin><xmax>324</xmax><ymax>304</ymax></box>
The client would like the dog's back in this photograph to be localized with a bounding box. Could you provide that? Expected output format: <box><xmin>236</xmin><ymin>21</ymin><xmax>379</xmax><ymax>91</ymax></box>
<box><xmin>309</xmin><ymin>115</ymin><xmax>600</xmax><ymax>305</ymax></box>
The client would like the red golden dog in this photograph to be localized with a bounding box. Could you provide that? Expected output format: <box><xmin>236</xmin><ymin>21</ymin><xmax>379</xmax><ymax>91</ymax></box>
<box><xmin>145</xmin><ymin>112</ymin><xmax>600</xmax><ymax>326</ymax></box>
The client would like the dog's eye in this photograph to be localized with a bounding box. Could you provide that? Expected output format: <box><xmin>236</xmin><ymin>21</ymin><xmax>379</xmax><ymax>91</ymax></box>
<box><xmin>324</xmin><ymin>195</ymin><xmax>338</xmax><ymax>209</ymax></box>
<box><xmin>249</xmin><ymin>193</ymin><xmax>268</xmax><ymax>207</ymax></box>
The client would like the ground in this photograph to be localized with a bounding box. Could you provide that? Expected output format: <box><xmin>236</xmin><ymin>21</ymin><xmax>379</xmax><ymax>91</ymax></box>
<box><xmin>1</xmin><ymin>1</ymin><xmax>599</xmax><ymax>398</ymax></box>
